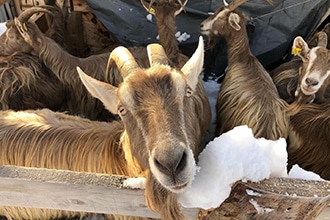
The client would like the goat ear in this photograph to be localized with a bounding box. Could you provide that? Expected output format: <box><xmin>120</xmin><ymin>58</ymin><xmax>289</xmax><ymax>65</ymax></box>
<box><xmin>181</xmin><ymin>36</ymin><xmax>204</xmax><ymax>91</ymax></box>
<box><xmin>77</xmin><ymin>67</ymin><xmax>118</xmax><ymax>114</ymax></box>
<box><xmin>293</xmin><ymin>36</ymin><xmax>310</xmax><ymax>61</ymax></box>
<box><xmin>228</xmin><ymin>13</ymin><xmax>241</xmax><ymax>31</ymax></box>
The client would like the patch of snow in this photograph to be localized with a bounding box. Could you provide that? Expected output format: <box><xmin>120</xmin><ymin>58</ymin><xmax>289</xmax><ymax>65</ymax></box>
<box><xmin>249</xmin><ymin>199</ymin><xmax>274</xmax><ymax>214</ymax></box>
<box><xmin>246</xmin><ymin>189</ymin><xmax>262</xmax><ymax>197</ymax></box>
<box><xmin>288</xmin><ymin>164</ymin><xmax>324</xmax><ymax>181</ymax></box>
<box><xmin>178</xmin><ymin>125</ymin><xmax>287</xmax><ymax>209</ymax></box>
<box><xmin>146</xmin><ymin>14</ymin><xmax>153</xmax><ymax>22</ymax></box>
<box><xmin>123</xmin><ymin>177</ymin><xmax>146</xmax><ymax>189</ymax></box>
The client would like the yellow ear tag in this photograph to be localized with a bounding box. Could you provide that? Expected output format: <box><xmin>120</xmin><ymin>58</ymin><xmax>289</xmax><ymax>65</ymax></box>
<box><xmin>23</xmin><ymin>23</ymin><xmax>28</xmax><ymax>31</ymax></box>
<box><xmin>149</xmin><ymin>7</ymin><xmax>155</xmax><ymax>15</ymax></box>
<box><xmin>291</xmin><ymin>47</ymin><xmax>302</xmax><ymax>56</ymax></box>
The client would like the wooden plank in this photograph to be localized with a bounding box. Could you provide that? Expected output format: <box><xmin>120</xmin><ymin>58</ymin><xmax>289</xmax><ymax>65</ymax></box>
<box><xmin>316</xmin><ymin>206</ymin><xmax>330</xmax><ymax>220</ymax></box>
<box><xmin>0</xmin><ymin>165</ymin><xmax>199</xmax><ymax>219</ymax></box>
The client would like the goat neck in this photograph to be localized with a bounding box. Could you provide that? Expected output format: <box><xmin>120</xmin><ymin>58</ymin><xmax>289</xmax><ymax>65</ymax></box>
<box><xmin>201</xmin><ymin>8</ymin><xmax>252</xmax><ymax>65</ymax></box>
<box><xmin>142</xmin><ymin>0</ymin><xmax>188</xmax><ymax>68</ymax></box>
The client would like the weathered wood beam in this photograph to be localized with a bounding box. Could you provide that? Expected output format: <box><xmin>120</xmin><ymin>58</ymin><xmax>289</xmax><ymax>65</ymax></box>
<box><xmin>0</xmin><ymin>165</ymin><xmax>199</xmax><ymax>219</ymax></box>
<box><xmin>0</xmin><ymin>165</ymin><xmax>330</xmax><ymax>220</ymax></box>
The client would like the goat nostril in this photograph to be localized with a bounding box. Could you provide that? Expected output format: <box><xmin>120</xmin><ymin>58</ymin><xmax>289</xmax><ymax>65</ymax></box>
<box><xmin>305</xmin><ymin>78</ymin><xmax>319</xmax><ymax>86</ymax></box>
<box><xmin>176</xmin><ymin>151</ymin><xmax>187</xmax><ymax>173</ymax></box>
<box><xmin>153</xmin><ymin>149</ymin><xmax>188</xmax><ymax>175</ymax></box>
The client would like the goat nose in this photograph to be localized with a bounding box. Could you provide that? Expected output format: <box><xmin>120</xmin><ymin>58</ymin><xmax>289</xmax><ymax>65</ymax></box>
<box><xmin>305</xmin><ymin>77</ymin><xmax>319</xmax><ymax>86</ymax></box>
<box><xmin>153</xmin><ymin>148</ymin><xmax>187</xmax><ymax>176</ymax></box>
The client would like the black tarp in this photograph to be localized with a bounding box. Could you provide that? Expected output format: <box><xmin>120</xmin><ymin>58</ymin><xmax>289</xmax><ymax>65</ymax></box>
<box><xmin>85</xmin><ymin>0</ymin><xmax>329</xmax><ymax>75</ymax></box>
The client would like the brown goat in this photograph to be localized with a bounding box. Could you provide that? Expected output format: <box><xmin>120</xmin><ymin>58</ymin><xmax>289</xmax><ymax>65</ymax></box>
<box><xmin>0</xmin><ymin>38</ymin><xmax>210</xmax><ymax>220</ymax></box>
<box><xmin>287</xmin><ymin>101</ymin><xmax>330</xmax><ymax>180</ymax></box>
<box><xmin>200</xmin><ymin>1</ymin><xmax>288</xmax><ymax>140</ymax></box>
<box><xmin>141</xmin><ymin>0</ymin><xmax>189</xmax><ymax>68</ymax></box>
<box><xmin>0</xmin><ymin>6</ymin><xmax>75</xmax><ymax>112</ymax></box>
<box><xmin>270</xmin><ymin>29</ymin><xmax>330</xmax><ymax>104</ymax></box>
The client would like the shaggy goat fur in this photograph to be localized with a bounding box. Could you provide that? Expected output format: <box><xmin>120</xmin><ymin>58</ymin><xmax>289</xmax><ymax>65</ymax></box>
<box><xmin>287</xmin><ymin>102</ymin><xmax>330</xmax><ymax>180</ymax></box>
<box><xmin>201</xmin><ymin>7</ymin><xmax>288</xmax><ymax>140</ymax></box>
<box><xmin>0</xmin><ymin>51</ymin><xmax>66</xmax><ymax>111</ymax></box>
<box><xmin>0</xmin><ymin>108</ymin><xmax>146</xmax><ymax>220</ymax></box>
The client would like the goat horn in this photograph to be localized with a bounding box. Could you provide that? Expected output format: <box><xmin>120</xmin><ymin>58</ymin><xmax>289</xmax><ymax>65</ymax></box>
<box><xmin>226</xmin><ymin>0</ymin><xmax>250</xmax><ymax>11</ymax></box>
<box><xmin>311</xmin><ymin>31</ymin><xmax>328</xmax><ymax>48</ymax></box>
<box><xmin>17</xmin><ymin>6</ymin><xmax>53</xmax><ymax>23</ymax></box>
<box><xmin>106</xmin><ymin>46</ymin><xmax>139</xmax><ymax>79</ymax></box>
<box><xmin>147</xmin><ymin>43</ymin><xmax>169</xmax><ymax>66</ymax></box>
<box><xmin>227</xmin><ymin>0</ymin><xmax>273</xmax><ymax>11</ymax></box>
<box><xmin>174</xmin><ymin>0</ymin><xmax>188</xmax><ymax>16</ymax></box>
<box><xmin>140</xmin><ymin>0</ymin><xmax>156</xmax><ymax>12</ymax></box>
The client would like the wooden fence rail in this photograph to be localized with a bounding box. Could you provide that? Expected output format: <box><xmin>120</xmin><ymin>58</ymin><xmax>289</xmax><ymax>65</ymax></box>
<box><xmin>0</xmin><ymin>165</ymin><xmax>330</xmax><ymax>219</ymax></box>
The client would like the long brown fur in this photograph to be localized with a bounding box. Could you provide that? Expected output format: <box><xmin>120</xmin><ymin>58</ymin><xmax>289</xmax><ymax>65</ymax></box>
<box><xmin>0</xmin><ymin>108</ymin><xmax>151</xmax><ymax>220</ymax></box>
<box><xmin>287</xmin><ymin>102</ymin><xmax>330</xmax><ymax>180</ymax></box>
<box><xmin>202</xmin><ymin>8</ymin><xmax>288</xmax><ymax>140</ymax></box>
<box><xmin>0</xmin><ymin>3</ymin><xmax>85</xmax><ymax>113</ymax></box>
<box><xmin>0</xmin><ymin>51</ymin><xmax>66</xmax><ymax>111</ymax></box>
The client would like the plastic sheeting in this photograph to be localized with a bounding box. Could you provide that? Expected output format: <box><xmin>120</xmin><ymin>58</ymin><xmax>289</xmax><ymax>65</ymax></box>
<box><xmin>85</xmin><ymin>0</ymin><xmax>329</xmax><ymax>70</ymax></box>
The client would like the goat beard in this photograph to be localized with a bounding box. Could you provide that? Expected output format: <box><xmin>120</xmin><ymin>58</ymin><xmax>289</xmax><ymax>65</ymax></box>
<box><xmin>144</xmin><ymin>171</ymin><xmax>185</xmax><ymax>220</ymax></box>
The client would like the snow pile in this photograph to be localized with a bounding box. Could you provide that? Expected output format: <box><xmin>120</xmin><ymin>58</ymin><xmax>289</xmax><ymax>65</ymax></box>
<box><xmin>176</xmin><ymin>31</ymin><xmax>190</xmax><ymax>42</ymax></box>
<box><xmin>178</xmin><ymin>125</ymin><xmax>287</xmax><ymax>209</ymax></box>
<box><xmin>288</xmin><ymin>164</ymin><xmax>323</xmax><ymax>181</ymax></box>
<box><xmin>146</xmin><ymin>14</ymin><xmax>153</xmax><ymax>22</ymax></box>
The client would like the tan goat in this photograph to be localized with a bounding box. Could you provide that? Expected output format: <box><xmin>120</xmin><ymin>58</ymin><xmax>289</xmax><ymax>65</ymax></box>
<box><xmin>200</xmin><ymin>0</ymin><xmax>288</xmax><ymax>140</ymax></box>
<box><xmin>0</xmin><ymin>37</ymin><xmax>210</xmax><ymax>220</ymax></box>
<box><xmin>270</xmin><ymin>30</ymin><xmax>330</xmax><ymax>104</ymax></box>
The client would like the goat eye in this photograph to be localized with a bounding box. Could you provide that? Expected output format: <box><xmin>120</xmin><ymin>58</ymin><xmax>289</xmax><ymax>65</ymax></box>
<box><xmin>186</xmin><ymin>87</ymin><xmax>193</xmax><ymax>97</ymax></box>
<box><xmin>118</xmin><ymin>106</ymin><xmax>127</xmax><ymax>116</ymax></box>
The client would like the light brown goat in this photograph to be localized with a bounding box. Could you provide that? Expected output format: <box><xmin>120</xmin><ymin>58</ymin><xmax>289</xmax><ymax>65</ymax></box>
<box><xmin>270</xmin><ymin>28</ymin><xmax>330</xmax><ymax>104</ymax></box>
<box><xmin>200</xmin><ymin>0</ymin><xmax>288</xmax><ymax>140</ymax></box>
<box><xmin>287</xmin><ymin>101</ymin><xmax>330</xmax><ymax>180</ymax></box>
<box><xmin>0</xmin><ymin>38</ymin><xmax>210</xmax><ymax>220</ymax></box>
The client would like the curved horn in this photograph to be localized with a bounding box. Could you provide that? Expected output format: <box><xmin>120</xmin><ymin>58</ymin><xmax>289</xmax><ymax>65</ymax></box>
<box><xmin>174</xmin><ymin>0</ymin><xmax>188</xmax><ymax>16</ymax></box>
<box><xmin>140</xmin><ymin>0</ymin><xmax>156</xmax><ymax>12</ymax></box>
<box><xmin>17</xmin><ymin>6</ymin><xmax>53</xmax><ymax>23</ymax></box>
<box><xmin>307</xmin><ymin>31</ymin><xmax>328</xmax><ymax>48</ymax></box>
<box><xmin>227</xmin><ymin>0</ymin><xmax>250</xmax><ymax>11</ymax></box>
<box><xmin>147</xmin><ymin>43</ymin><xmax>169</xmax><ymax>66</ymax></box>
<box><xmin>315</xmin><ymin>32</ymin><xmax>328</xmax><ymax>48</ymax></box>
<box><xmin>106</xmin><ymin>46</ymin><xmax>140</xmax><ymax>79</ymax></box>
<box><xmin>227</xmin><ymin>0</ymin><xmax>273</xmax><ymax>11</ymax></box>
